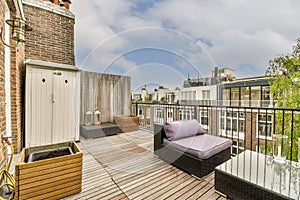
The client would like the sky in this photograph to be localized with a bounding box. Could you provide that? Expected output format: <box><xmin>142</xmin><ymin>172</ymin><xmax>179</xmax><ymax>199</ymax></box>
<box><xmin>71</xmin><ymin>0</ymin><xmax>300</xmax><ymax>92</ymax></box>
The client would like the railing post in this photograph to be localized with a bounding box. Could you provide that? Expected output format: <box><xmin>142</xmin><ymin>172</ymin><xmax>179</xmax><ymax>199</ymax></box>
<box><xmin>194</xmin><ymin>105</ymin><xmax>198</xmax><ymax>121</ymax></box>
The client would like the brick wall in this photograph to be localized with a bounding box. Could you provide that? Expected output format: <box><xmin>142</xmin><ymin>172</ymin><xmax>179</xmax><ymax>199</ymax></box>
<box><xmin>10</xmin><ymin>44</ymin><xmax>25</xmax><ymax>153</ymax></box>
<box><xmin>23</xmin><ymin>0</ymin><xmax>75</xmax><ymax>65</ymax></box>
<box><xmin>0</xmin><ymin>0</ymin><xmax>7</xmax><ymax>170</ymax></box>
<box><xmin>0</xmin><ymin>0</ymin><xmax>25</xmax><ymax>168</ymax></box>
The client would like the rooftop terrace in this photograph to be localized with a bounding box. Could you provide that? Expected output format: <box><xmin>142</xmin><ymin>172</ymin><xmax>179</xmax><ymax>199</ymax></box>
<box><xmin>63</xmin><ymin>130</ymin><xmax>225</xmax><ymax>200</ymax></box>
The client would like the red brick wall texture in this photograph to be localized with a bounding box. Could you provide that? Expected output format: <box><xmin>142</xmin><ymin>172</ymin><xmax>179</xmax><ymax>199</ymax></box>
<box><xmin>24</xmin><ymin>1</ymin><xmax>75</xmax><ymax>65</ymax></box>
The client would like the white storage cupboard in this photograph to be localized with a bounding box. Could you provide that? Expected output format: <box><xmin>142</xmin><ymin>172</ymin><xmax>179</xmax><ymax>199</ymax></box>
<box><xmin>25</xmin><ymin>59</ymin><xmax>80</xmax><ymax>147</ymax></box>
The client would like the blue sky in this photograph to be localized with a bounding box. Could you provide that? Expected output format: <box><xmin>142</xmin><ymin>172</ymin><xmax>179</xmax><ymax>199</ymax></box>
<box><xmin>71</xmin><ymin>0</ymin><xmax>300</xmax><ymax>92</ymax></box>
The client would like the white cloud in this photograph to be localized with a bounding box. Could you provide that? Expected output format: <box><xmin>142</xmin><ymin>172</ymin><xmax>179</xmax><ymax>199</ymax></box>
<box><xmin>72</xmin><ymin>0</ymin><xmax>300</xmax><ymax>88</ymax></box>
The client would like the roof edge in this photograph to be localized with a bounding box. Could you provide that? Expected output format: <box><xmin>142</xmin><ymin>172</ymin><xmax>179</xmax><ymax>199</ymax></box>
<box><xmin>25</xmin><ymin>59</ymin><xmax>81</xmax><ymax>71</ymax></box>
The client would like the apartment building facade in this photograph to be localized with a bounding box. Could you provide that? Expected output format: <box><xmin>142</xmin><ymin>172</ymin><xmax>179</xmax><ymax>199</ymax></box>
<box><xmin>134</xmin><ymin>68</ymin><xmax>275</xmax><ymax>155</ymax></box>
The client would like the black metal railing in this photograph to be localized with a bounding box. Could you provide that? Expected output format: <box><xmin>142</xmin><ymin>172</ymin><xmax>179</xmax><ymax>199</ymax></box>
<box><xmin>131</xmin><ymin>102</ymin><xmax>300</xmax><ymax>161</ymax></box>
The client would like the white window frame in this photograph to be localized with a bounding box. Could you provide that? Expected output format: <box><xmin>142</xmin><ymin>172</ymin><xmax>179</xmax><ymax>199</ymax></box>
<box><xmin>256</xmin><ymin>113</ymin><xmax>273</xmax><ymax>140</ymax></box>
<box><xmin>202</xmin><ymin>90</ymin><xmax>210</xmax><ymax>100</ymax></box>
<box><xmin>219</xmin><ymin>111</ymin><xmax>245</xmax><ymax>140</ymax></box>
<box><xmin>154</xmin><ymin>108</ymin><xmax>164</xmax><ymax>123</ymax></box>
<box><xmin>179</xmin><ymin>108</ymin><xmax>194</xmax><ymax>121</ymax></box>
<box><xmin>199</xmin><ymin>110</ymin><xmax>209</xmax><ymax>129</ymax></box>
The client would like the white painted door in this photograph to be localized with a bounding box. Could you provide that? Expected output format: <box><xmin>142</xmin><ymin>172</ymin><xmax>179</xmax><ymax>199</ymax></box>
<box><xmin>26</xmin><ymin>68</ymin><xmax>53</xmax><ymax>147</ymax></box>
<box><xmin>26</xmin><ymin>68</ymin><xmax>78</xmax><ymax>147</ymax></box>
<box><xmin>52</xmin><ymin>70</ymin><xmax>77</xmax><ymax>143</ymax></box>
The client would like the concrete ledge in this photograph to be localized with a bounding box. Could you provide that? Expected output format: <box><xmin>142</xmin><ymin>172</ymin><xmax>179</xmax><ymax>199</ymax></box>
<box><xmin>80</xmin><ymin>123</ymin><xmax>121</xmax><ymax>139</ymax></box>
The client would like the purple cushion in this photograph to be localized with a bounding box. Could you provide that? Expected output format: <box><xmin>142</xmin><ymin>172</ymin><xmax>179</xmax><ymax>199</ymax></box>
<box><xmin>163</xmin><ymin>134</ymin><xmax>232</xmax><ymax>159</ymax></box>
<box><xmin>164</xmin><ymin>119</ymin><xmax>205</xmax><ymax>141</ymax></box>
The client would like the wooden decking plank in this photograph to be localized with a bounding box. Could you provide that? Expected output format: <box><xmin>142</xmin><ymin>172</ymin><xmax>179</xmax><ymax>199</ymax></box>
<box><xmin>103</xmin><ymin>152</ymin><xmax>152</xmax><ymax>169</ymax></box>
<box><xmin>205</xmin><ymin>189</ymin><xmax>223</xmax><ymax>200</ymax></box>
<box><xmin>187</xmin><ymin>182</ymin><xmax>214</xmax><ymax>200</ymax></box>
<box><xmin>109</xmin><ymin>193</ymin><xmax>129</xmax><ymax>200</ymax></box>
<box><xmin>122</xmin><ymin>167</ymin><xmax>184</xmax><ymax>198</ymax></box>
<box><xmin>110</xmin><ymin>159</ymin><xmax>168</xmax><ymax>181</ymax></box>
<box><xmin>122</xmin><ymin>168</ymin><xmax>184</xmax><ymax>195</ymax></box>
<box><xmin>139</xmin><ymin>173</ymin><xmax>198</xmax><ymax>200</ymax></box>
<box><xmin>175</xmin><ymin>179</ymin><xmax>210</xmax><ymax>200</ymax></box>
<box><xmin>67</xmin><ymin>180</ymin><xmax>120</xmax><ymax>199</ymax></box>
<box><xmin>110</xmin><ymin>159</ymin><xmax>167</xmax><ymax>180</ymax></box>
<box><xmin>116</xmin><ymin>163</ymin><xmax>175</xmax><ymax>188</ymax></box>
<box><xmin>197</xmin><ymin>184</ymin><xmax>219</xmax><ymax>200</ymax></box>
<box><xmin>140</xmin><ymin>173</ymin><xmax>191</xmax><ymax>199</ymax></box>
<box><xmin>105</xmin><ymin>153</ymin><xmax>157</xmax><ymax>173</ymax></box>
<box><xmin>164</xmin><ymin>179</ymin><xmax>200</xmax><ymax>200</ymax></box>
<box><xmin>136</xmin><ymin>172</ymin><xmax>189</xmax><ymax>199</ymax></box>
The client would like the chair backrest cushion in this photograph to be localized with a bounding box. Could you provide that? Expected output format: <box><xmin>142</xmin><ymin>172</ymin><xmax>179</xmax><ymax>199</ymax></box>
<box><xmin>164</xmin><ymin>119</ymin><xmax>205</xmax><ymax>141</ymax></box>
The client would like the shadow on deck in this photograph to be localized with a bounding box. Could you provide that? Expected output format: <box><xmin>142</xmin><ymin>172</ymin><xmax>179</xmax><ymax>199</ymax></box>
<box><xmin>63</xmin><ymin>130</ymin><xmax>225</xmax><ymax>200</ymax></box>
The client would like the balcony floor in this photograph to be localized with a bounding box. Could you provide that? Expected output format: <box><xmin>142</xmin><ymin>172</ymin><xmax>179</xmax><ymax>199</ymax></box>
<box><xmin>63</xmin><ymin>130</ymin><xmax>225</xmax><ymax>200</ymax></box>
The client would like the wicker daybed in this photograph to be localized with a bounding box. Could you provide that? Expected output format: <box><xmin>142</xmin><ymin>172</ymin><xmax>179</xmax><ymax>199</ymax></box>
<box><xmin>154</xmin><ymin>120</ymin><xmax>232</xmax><ymax>178</ymax></box>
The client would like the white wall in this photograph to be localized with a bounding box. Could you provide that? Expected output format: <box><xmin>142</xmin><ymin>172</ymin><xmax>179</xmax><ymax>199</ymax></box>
<box><xmin>179</xmin><ymin>85</ymin><xmax>218</xmax><ymax>101</ymax></box>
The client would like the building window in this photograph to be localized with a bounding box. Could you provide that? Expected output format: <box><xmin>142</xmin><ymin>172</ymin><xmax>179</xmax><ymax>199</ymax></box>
<box><xmin>257</xmin><ymin>113</ymin><xmax>272</xmax><ymax>139</ymax></box>
<box><xmin>167</xmin><ymin>110</ymin><xmax>173</xmax><ymax>119</ymax></box>
<box><xmin>241</xmin><ymin>87</ymin><xmax>250</xmax><ymax>107</ymax></box>
<box><xmin>231</xmin><ymin>88</ymin><xmax>239</xmax><ymax>106</ymax></box>
<box><xmin>155</xmin><ymin>108</ymin><xmax>164</xmax><ymax>123</ymax></box>
<box><xmin>262</xmin><ymin>86</ymin><xmax>271</xmax><ymax>107</ymax></box>
<box><xmin>222</xmin><ymin>88</ymin><xmax>230</xmax><ymax>106</ymax></box>
<box><xmin>179</xmin><ymin>109</ymin><xmax>194</xmax><ymax>120</ymax></box>
<box><xmin>220</xmin><ymin>111</ymin><xmax>245</xmax><ymax>139</ymax></box>
<box><xmin>181</xmin><ymin>91</ymin><xmax>196</xmax><ymax>100</ymax></box>
<box><xmin>251</xmin><ymin>86</ymin><xmax>261</xmax><ymax>107</ymax></box>
<box><xmin>200</xmin><ymin>111</ymin><xmax>208</xmax><ymax>129</ymax></box>
<box><xmin>202</xmin><ymin>90</ymin><xmax>210</xmax><ymax>100</ymax></box>
<box><xmin>138</xmin><ymin>108</ymin><xmax>143</xmax><ymax>116</ymax></box>
<box><xmin>232</xmin><ymin>140</ymin><xmax>245</xmax><ymax>155</ymax></box>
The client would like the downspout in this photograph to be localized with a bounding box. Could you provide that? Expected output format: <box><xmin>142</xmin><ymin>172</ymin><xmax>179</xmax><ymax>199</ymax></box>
<box><xmin>17</xmin><ymin>0</ymin><xmax>26</xmax><ymax>21</ymax></box>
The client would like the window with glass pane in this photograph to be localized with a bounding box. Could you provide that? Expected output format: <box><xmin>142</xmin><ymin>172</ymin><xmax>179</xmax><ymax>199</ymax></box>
<box><xmin>239</xmin><ymin>120</ymin><xmax>245</xmax><ymax>132</ymax></box>
<box><xmin>202</xmin><ymin>90</ymin><xmax>210</xmax><ymax>100</ymax></box>
<box><xmin>146</xmin><ymin>108</ymin><xmax>150</xmax><ymax>118</ymax></box>
<box><xmin>139</xmin><ymin>108</ymin><xmax>143</xmax><ymax>115</ymax></box>
<box><xmin>167</xmin><ymin>111</ymin><xmax>173</xmax><ymax>118</ymax></box>
<box><xmin>200</xmin><ymin>111</ymin><xmax>208</xmax><ymax>126</ymax></box>
<box><xmin>231</xmin><ymin>88</ymin><xmax>239</xmax><ymax>106</ymax></box>
<box><xmin>241</xmin><ymin>87</ymin><xmax>249</xmax><ymax>106</ymax></box>
<box><xmin>220</xmin><ymin>111</ymin><xmax>245</xmax><ymax>137</ymax></box>
<box><xmin>257</xmin><ymin>113</ymin><xmax>272</xmax><ymax>138</ymax></box>
<box><xmin>156</xmin><ymin>109</ymin><xmax>163</xmax><ymax>118</ymax></box>
<box><xmin>222</xmin><ymin>89</ymin><xmax>230</xmax><ymax>105</ymax></box>
<box><xmin>251</xmin><ymin>86</ymin><xmax>261</xmax><ymax>107</ymax></box>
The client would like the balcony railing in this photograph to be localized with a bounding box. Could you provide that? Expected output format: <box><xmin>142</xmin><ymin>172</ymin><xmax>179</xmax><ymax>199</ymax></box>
<box><xmin>131</xmin><ymin>102</ymin><xmax>300</xmax><ymax>161</ymax></box>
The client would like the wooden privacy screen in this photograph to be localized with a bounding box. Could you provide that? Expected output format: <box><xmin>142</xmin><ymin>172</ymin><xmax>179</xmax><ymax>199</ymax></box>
<box><xmin>80</xmin><ymin>71</ymin><xmax>131</xmax><ymax>124</ymax></box>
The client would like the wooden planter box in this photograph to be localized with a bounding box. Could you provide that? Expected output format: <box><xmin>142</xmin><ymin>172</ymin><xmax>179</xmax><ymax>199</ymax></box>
<box><xmin>15</xmin><ymin>141</ymin><xmax>82</xmax><ymax>200</ymax></box>
<box><xmin>114</xmin><ymin>115</ymin><xmax>139</xmax><ymax>133</ymax></box>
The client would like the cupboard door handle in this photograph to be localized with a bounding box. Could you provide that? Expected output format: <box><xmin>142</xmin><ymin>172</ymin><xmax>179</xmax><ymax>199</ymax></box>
<box><xmin>52</xmin><ymin>92</ymin><xmax>56</xmax><ymax>103</ymax></box>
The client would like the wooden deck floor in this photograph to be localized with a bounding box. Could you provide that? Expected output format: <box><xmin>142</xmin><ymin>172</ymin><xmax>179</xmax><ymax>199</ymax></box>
<box><xmin>63</xmin><ymin>130</ymin><xmax>225</xmax><ymax>200</ymax></box>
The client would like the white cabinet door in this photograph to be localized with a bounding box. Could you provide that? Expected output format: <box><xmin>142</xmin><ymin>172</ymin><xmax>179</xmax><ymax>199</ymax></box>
<box><xmin>26</xmin><ymin>68</ymin><xmax>54</xmax><ymax>147</ymax></box>
<box><xmin>52</xmin><ymin>70</ymin><xmax>77</xmax><ymax>143</ymax></box>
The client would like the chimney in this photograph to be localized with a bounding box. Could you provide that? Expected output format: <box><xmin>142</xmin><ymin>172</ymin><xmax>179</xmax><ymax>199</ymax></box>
<box><xmin>46</xmin><ymin>0</ymin><xmax>71</xmax><ymax>9</ymax></box>
<box><xmin>214</xmin><ymin>66</ymin><xmax>218</xmax><ymax>78</ymax></box>
<box><xmin>62</xmin><ymin>0</ymin><xmax>71</xmax><ymax>10</ymax></box>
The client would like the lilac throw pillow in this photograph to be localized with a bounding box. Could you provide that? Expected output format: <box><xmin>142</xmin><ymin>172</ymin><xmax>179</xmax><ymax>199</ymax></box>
<box><xmin>164</xmin><ymin>119</ymin><xmax>205</xmax><ymax>141</ymax></box>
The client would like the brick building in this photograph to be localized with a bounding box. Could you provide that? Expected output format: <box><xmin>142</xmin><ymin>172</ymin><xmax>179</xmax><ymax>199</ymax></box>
<box><xmin>0</xmin><ymin>0</ymin><xmax>74</xmax><ymax>170</ymax></box>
